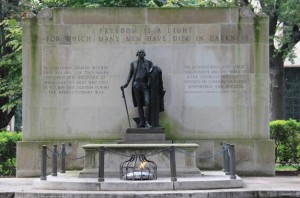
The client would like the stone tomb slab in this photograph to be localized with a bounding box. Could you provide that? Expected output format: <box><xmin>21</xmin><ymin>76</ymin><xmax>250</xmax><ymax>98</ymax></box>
<box><xmin>79</xmin><ymin>143</ymin><xmax>200</xmax><ymax>178</ymax></box>
<box><xmin>33</xmin><ymin>171</ymin><xmax>243</xmax><ymax>191</ymax></box>
<box><xmin>124</xmin><ymin>128</ymin><xmax>167</xmax><ymax>142</ymax></box>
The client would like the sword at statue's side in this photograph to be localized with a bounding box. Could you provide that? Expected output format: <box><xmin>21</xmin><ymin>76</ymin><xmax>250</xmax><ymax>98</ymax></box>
<box><xmin>121</xmin><ymin>87</ymin><xmax>131</xmax><ymax>128</ymax></box>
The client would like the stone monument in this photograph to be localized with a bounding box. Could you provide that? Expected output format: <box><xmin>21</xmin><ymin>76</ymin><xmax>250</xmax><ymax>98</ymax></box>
<box><xmin>18</xmin><ymin>7</ymin><xmax>274</xmax><ymax>177</ymax></box>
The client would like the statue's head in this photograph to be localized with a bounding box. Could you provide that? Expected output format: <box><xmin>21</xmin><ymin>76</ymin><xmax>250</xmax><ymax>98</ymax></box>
<box><xmin>136</xmin><ymin>49</ymin><xmax>146</xmax><ymax>57</ymax></box>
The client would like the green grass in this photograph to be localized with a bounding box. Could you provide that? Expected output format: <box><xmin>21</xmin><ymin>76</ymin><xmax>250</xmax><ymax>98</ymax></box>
<box><xmin>275</xmin><ymin>164</ymin><xmax>298</xmax><ymax>171</ymax></box>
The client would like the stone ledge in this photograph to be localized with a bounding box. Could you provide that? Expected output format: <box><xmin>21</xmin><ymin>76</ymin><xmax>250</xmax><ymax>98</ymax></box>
<box><xmin>126</xmin><ymin>128</ymin><xmax>165</xmax><ymax>134</ymax></box>
<box><xmin>33</xmin><ymin>171</ymin><xmax>243</xmax><ymax>191</ymax></box>
<box><xmin>124</xmin><ymin>128</ymin><xmax>167</xmax><ymax>142</ymax></box>
<box><xmin>82</xmin><ymin>143</ymin><xmax>199</xmax><ymax>149</ymax></box>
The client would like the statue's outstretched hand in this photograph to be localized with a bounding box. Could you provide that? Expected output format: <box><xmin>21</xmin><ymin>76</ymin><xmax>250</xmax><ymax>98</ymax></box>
<box><xmin>120</xmin><ymin>84</ymin><xmax>127</xmax><ymax>90</ymax></box>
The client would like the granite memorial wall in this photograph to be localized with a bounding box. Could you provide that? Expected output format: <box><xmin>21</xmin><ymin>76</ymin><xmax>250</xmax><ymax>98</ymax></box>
<box><xmin>17</xmin><ymin>7</ymin><xmax>274</xmax><ymax>177</ymax></box>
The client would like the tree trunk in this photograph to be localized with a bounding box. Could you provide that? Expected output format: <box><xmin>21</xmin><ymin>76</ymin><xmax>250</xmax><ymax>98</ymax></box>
<box><xmin>269</xmin><ymin>53</ymin><xmax>285</xmax><ymax>121</ymax></box>
<box><xmin>268</xmin><ymin>8</ymin><xmax>286</xmax><ymax>121</ymax></box>
<box><xmin>0</xmin><ymin>105</ymin><xmax>16</xmax><ymax>130</ymax></box>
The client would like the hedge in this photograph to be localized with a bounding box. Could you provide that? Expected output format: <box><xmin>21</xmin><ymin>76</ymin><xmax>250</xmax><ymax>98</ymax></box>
<box><xmin>0</xmin><ymin>131</ymin><xmax>22</xmax><ymax>176</ymax></box>
<box><xmin>270</xmin><ymin>119</ymin><xmax>300</xmax><ymax>170</ymax></box>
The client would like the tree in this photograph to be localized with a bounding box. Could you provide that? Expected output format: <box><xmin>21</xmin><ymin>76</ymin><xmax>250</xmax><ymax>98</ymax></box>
<box><xmin>0</xmin><ymin>0</ymin><xmax>23</xmax><ymax>130</ymax></box>
<box><xmin>257</xmin><ymin>0</ymin><xmax>300</xmax><ymax>120</ymax></box>
<box><xmin>41</xmin><ymin>0</ymin><xmax>151</xmax><ymax>7</ymax></box>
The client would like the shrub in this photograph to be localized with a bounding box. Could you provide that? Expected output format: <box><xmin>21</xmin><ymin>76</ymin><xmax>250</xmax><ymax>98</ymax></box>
<box><xmin>0</xmin><ymin>131</ymin><xmax>22</xmax><ymax>176</ymax></box>
<box><xmin>270</xmin><ymin>119</ymin><xmax>300</xmax><ymax>170</ymax></box>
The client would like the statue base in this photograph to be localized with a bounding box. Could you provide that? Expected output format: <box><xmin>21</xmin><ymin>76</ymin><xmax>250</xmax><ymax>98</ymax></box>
<box><xmin>123</xmin><ymin>127</ymin><xmax>168</xmax><ymax>143</ymax></box>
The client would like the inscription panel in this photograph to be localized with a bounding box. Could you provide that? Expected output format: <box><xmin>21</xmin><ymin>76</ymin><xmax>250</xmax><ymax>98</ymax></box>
<box><xmin>41</xmin><ymin>24</ymin><xmax>252</xmax><ymax>100</ymax></box>
<box><xmin>26</xmin><ymin>9</ymin><xmax>264</xmax><ymax>138</ymax></box>
<box><xmin>184</xmin><ymin>64</ymin><xmax>249</xmax><ymax>94</ymax></box>
<box><xmin>42</xmin><ymin>65</ymin><xmax>109</xmax><ymax>95</ymax></box>
<box><xmin>42</xmin><ymin>24</ymin><xmax>252</xmax><ymax>45</ymax></box>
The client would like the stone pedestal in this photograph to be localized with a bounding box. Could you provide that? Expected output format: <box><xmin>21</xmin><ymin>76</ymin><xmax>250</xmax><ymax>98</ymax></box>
<box><xmin>124</xmin><ymin>128</ymin><xmax>167</xmax><ymax>143</ymax></box>
<box><xmin>79</xmin><ymin>143</ymin><xmax>201</xmax><ymax>178</ymax></box>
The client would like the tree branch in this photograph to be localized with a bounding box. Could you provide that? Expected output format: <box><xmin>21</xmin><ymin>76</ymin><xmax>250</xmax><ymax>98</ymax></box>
<box><xmin>292</xmin><ymin>24</ymin><xmax>300</xmax><ymax>43</ymax></box>
<box><xmin>258</xmin><ymin>0</ymin><xmax>265</xmax><ymax>10</ymax></box>
<box><xmin>279</xmin><ymin>24</ymin><xmax>300</xmax><ymax>57</ymax></box>
<box><xmin>7</xmin><ymin>106</ymin><xmax>16</xmax><ymax>122</ymax></box>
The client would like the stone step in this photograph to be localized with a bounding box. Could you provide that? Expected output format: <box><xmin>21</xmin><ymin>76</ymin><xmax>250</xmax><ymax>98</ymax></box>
<box><xmin>14</xmin><ymin>191</ymin><xmax>265</xmax><ymax>198</ymax></box>
<box><xmin>32</xmin><ymin>171</ymin><xmax>243</xmax><ymax>191</ymax></box>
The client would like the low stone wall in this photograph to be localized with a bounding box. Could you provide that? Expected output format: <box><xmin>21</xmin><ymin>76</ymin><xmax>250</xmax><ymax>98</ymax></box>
<box><xmin>79</xmin><ymin>143</ymin><xmax>200</xmax><ymax>178</ymax></box>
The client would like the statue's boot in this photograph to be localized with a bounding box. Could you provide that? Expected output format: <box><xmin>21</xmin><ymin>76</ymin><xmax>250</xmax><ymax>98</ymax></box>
<box><xmin>145</xmin><ymin>107</ymin><xmax>153</xmax><ymax>128</ymax></box>
<box><xmin>137</xmin><ymin>108</ymin><xmax>145</xmax><ymax>128</ymax></box>
<box><xmin>145</xmin><ymin>121</ymin><xmax>152</xmax><ymax>128</ymax></box>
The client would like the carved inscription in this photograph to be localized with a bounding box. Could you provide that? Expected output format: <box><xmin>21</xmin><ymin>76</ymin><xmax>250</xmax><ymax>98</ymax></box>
<box><xmin>42</xmin><ymin>66</ymin><xmax>109</xmax><ymax>95</ymax></box>
<box><xmin>184</xmin><ymin>65</ymin><xmax>249</xmax><ymax>94</ymax></box>
<box><xmin>41</xmin><ymin>24</ymin><xmax>251</xmax><ymax>96</ymax></box>
<box><xmin>43</xmin><ymin>24</ymin><xmax>251</xmax><ymax>45</ymax></box>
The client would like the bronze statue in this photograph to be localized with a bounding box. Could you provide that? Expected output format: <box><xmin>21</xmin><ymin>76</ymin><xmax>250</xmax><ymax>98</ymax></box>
<box><xmin>121</xmin><ymin>49</ymin><xmax>165</xmax><ymax>128</ymax></box>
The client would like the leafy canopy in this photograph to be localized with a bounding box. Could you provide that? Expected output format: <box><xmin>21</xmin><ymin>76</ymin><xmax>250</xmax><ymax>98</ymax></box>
<box><xmin>0</xmin><ymin>19</ymin><xmax>22</xmax><ymax>112</ymax></box>
<box><xmin>258</xmin><ymin>0</ymin><xmax>300</xmax><ymax>61</ymax></box>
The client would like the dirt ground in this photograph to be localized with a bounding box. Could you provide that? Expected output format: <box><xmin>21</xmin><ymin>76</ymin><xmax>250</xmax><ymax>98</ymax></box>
<box><xmin>276</xmin><ymin>170</ymin><xmax>300</xmax><ymax>176</ymax></box>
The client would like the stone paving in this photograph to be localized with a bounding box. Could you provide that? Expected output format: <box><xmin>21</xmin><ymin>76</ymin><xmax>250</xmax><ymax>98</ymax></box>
<box><xmin>0</xmin><ymin>172</ymin><xmax>299</xmax><ymax>197</ymax></box>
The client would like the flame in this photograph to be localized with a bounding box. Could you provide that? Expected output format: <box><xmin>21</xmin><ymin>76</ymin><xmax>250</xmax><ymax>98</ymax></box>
<box><xmin>139</xmin><ymin>160</ymin><xmax>147</xmax><ymax>170</ymax></box>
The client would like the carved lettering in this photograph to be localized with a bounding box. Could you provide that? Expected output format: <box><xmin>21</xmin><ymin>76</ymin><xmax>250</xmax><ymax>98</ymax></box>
<box><xmin>126</xmin><ymin>36</ymin><xmax>142</xmax><ymax>42</ymax></box>
<box><xmin>184</xmin><ymin>65</ymin><xmax>249</xmax><ymax>94</ymax></box>
<box><xmin>43</xmin><ymin>25</ymin><xmax>252</xmax><ymax>45</ymax></box>
<box><xmin>42</xmin><ymin>65</ymin><xmax>110</xmax><ymax>95</ymax></box>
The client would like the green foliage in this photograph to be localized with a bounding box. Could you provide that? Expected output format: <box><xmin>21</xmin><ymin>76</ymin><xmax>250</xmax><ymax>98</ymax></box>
<box><xmin>0</xmin><ymin>131</ymin><xmax>22</xmax><ymax>176</ymax></box>
<box><xmin>0</xmin><ymin>158</ymin><xmax>16</xmax><ymax>176</ymax></box>
<box><xmin>159</xmin><ymin>0</ymin><xmax>198</xmax><ymax>7</ymax></box>
<box><xmin>259</xmin><ymin>0</ymin><xmax>300</xmax><ymax>120</ymax></box>
<box><xmin>0</xmin><ymin>19</ymin><xmax>22</xmax><ymax>112</ymax></box>
<box><xmin>40</xmin><ymin>0</ymin><xmax>240</xmax><ymax>8</ymax></box>
<box><xmin>270</xmin><ymin>119</ymin><xmax>300</xmax><ymax>170</ymax></box>
<box><xmin>148</xmin><ymin>0</ymin><xmax>238</xmax><ymax>7</ymax></box>
<box><xmin>0</xmin><ymin>0</ymin><xmax>28</xmax><ymax>129</ymax></box>
<box><xmin>259</xmin><ymin>0</ymin><xmax>300</xmax><ymax>61</ymax></box>
<box><xmin>41</xmin><ymin>0</ymin><xmax>150</xmax><ymax>8</ymax></box>
<box><xmin>275</xmin><ymin>164</ymin><xmax>298</xmax><ymax>171</ymax></box>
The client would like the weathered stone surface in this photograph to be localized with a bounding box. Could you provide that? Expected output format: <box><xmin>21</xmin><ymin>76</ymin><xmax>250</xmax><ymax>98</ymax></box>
<box><xmin>124</xmin><ymin>128</ymin><xmax>166</xmax><ymax>142</ymax></box>
<box><xmin>18</xmin><ymin>7</ymin><xmax>274</xmax><ymax>177</ymax></box>
<box><xmin>32</xmin><ymin>172</ymin><xmax>243</xmax><ymax>191</ymax></box>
